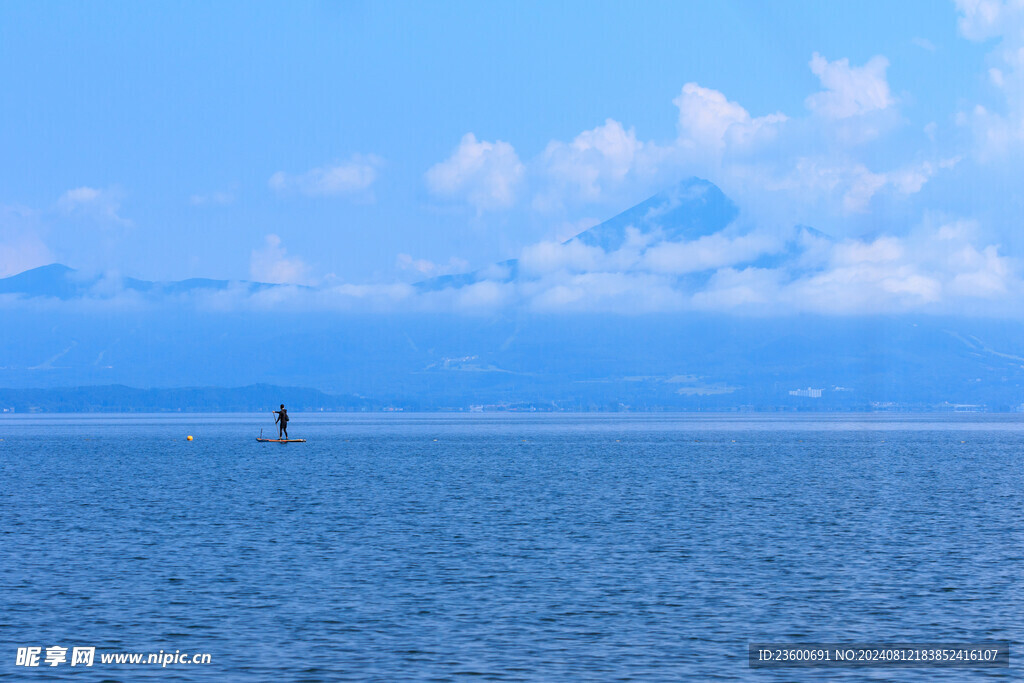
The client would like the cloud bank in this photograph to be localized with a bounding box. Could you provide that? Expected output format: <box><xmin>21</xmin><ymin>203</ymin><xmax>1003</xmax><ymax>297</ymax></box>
<box><xmin>6</xmin><ymin>196</ymin><xmax>1018</xmax><ymax>317</ymax></box>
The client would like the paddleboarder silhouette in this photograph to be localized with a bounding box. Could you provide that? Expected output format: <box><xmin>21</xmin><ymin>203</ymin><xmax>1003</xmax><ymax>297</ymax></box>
<box><xmin>273</xmin><ymin>404</ymin><xmax>289</xmax><ymax>439</ymax></box>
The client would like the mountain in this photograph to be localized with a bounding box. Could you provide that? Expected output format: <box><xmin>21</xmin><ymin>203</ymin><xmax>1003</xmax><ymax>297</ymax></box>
<box><xmin>0</xmin><ymin>264</ymin><xmax>83</xmax><ymax>299</ymax></box>
<box><xmin>572</xmin><ymin>177</ymin><xmax>738</xmax><ymax>250</ymax></box>
<box><xmin>3</xmin><ymin>178</ymin><xmax>1024</xmax><ymax>411</ymax></box>
<box><xmin>0</xmin><ymin>263</ymin><xmax>287</xmax><ymax>300</ymax></box>
<box><xmin>0</xmin><ymin>178</ymin><xmax>743</xmax><ymax>301</ymax></box>
<box><xmin>415</xmin><ymin>177</ymin><xmax>740</xmax><ymax>292</ymax></box>
<box><xmin>0</xmin><ymin>178</ymin><xmax>761</xmax><ymax>301</ymax></box>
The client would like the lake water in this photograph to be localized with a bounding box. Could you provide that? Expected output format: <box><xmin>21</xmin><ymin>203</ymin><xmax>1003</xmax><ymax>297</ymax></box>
<box><xmin>1</xmin><ymin>413</ymin><xmax>1022</xmax><ymax>680</ymax></box>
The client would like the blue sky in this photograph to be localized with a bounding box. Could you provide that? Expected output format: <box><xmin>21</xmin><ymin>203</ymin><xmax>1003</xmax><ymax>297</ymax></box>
<box><xmin>2</xmin><ymin>0</ymin><xmax>1023</xmax><ymax>314</ymax></box>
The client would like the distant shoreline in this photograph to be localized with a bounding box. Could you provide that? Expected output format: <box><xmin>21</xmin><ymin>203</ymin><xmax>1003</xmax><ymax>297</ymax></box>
<box><xmin>0</xmin><ymin>384</ymin><xmax>1019</xmax><ymax>415</ymax></box>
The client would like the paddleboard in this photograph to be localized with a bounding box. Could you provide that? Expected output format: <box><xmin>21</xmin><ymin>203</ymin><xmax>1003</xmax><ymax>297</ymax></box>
<box><xmin>256</xmin><ymin>438</ymin><xmax>306</xmax><ymax>443</ymax></box>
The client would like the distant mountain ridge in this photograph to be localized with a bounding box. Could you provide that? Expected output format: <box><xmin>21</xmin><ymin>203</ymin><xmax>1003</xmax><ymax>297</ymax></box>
<box><xmin>0</xmin><ymin>383</ymin><xmax>383</xmax><ymax>413</ymax></box>
<box><xmin>0</xmin><ymin>177</ymin><xmax>803</xmax><ymax>299</ymax></box>
<box><xmin>0</xmin><ymin>263</ymin><xmax>289</xmax><ymax>300</ymax></box>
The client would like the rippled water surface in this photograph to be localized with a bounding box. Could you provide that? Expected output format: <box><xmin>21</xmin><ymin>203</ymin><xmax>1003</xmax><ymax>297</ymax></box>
<box><xmin>2</xmin><ymin>413</ymin><xmax>1023</xmax><ymax>680</ymax></box>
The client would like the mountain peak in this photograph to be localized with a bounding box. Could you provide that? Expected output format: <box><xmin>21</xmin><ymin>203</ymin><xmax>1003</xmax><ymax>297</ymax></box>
<box><xmin>414</xmin><ymin>178</ymin><xmax>739</xmax><ymax>292</ymax></box>
<box><xmin>571</xmin><ymin>177</ymin><xmax>738</xmax><ymax>251</ymax></box>
<box><xmin>0</xmin><ymin>263</ymin><xmax>84</xmax><ymax>299</ymax></box>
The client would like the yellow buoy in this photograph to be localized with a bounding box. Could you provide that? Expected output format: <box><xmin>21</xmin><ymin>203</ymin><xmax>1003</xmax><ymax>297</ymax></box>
<box><xmin>186</xmin><ymin>435</ymin><xmax>193</xmax><ymax>441</ymax></box>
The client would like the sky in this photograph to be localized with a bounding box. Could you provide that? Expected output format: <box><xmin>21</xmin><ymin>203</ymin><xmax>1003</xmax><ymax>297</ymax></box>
<box><xmin>2</xmin><ymin>0</ymin><xmax>1024</xmax><ymax>314</ymax></box>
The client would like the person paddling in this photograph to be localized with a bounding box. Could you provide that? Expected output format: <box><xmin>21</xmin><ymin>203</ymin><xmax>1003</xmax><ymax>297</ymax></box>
<box><xmin>273</xmin><ymin>404</ymin><xmax>289</xmax><ymax>439</ymax></box>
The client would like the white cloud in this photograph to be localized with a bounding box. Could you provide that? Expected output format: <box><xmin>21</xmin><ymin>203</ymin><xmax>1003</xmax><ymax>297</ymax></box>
<box><xmin>642</xmin><ymin>232</ymin><xmax>782</xmax><ymax>274</ymax></box>
<box><xmin>956</xmin><ymin>0</ymin><xmax>1024</xmax><ymax>41</ymax></box>
<box><xmin>767</xmin><ymin>157</ymin><xmax>958</xmax><ymax>212</ymax></box>
<box><xmin>962</xmin><ymin>104</ymin><xmax>1024</xmax><ymax>157</ymax></box>
<box><xmin>249</xmin><ymin>234</ymin><xmax>314</xmax><ymax>285</ymax></box>
<box><xmin>955</xmin><ymin>1</ymin><xmax>1024</xmax><ymax>155</ymax></box>
<box><xmin>4</xmin><ymin>215</ymin><xmax>1020</xmax><ymax>317</ymax></box>
<box><xmin>207</xmin><ymin>280</ymin><xmax>417</xmax><ymax>313</ymax></box>
<box><xmin>550</xmin><ymin>217</ymin><xmax>599</xmax><ymax>242</ymax></box>
<box><xmin>912</xmin><ymin>37</ymin><xmax>937</xmax><ymax>52</ymax></box>
<box><xmin>949</xmin><ymin>245</ymin><xmax>1011</xmax><ymax>296</ymax></box>
<box><xmin>691</xmin><ymin>267</ymin><xmax>784</xmax><ymax>310</ymax></box>
<box><xmin>537</xmin><ymin>220</ymin><xmax>1018</xmax><ymax>314</ymax></box>
<box><xmin>673</xmin><ymin>83</ymin><xmax>787</xmax><ymax>152</ymax></box>
<box><xmin>540</xmin><ymin>119</ymin><xmax>652</xmax><ymax>201</ymax></box>
<box><xmin>831</xmin><ymin>236</ymin><xmax>903</xmax><ymax>265</ymax></box>
<box><xmin>58</xmin><ymin>186</ymin><xmax>130</xmax><ymax>225</ymax></box>
<box><xmin>0</xmin><ymin>236</ymin><xmax>51</xmax><ymax>278</ymax></box>
<box><xmin>269</xmin><ymin>154</ymin><xmax>381</xmax><ymax>197</ymax></box>
<box><xmin>686</xmin><ymin>226</ymin><xmax>1019</xmax><ymax>314</ymax></box>
<box><xmin>451</xmin><ymin>279</ymin><xmax>515</xmax><ymax>310</ymax></box>
<box><xmin>519</xmin><ymin>226</ymin><xmax>659</xmax><ymax>277</ymax></box>
<box><xmin>423</xmin><ymin>56</ymin><xmax>947</xmax><ymax>220</ymax></box>
<box><xmin>525</xmin><ymin>68</ymin><xmax>913</xmax><ymax>217</ymax></box>
<box><xmin>524</xmin><ymin>271</ymin><xmax>686</xmax><ymax>313</ymax></box>
<box><xmin>444</xmin><ymin>217</ymin><xmax>1017</xmax><ymax>314</ymax></box>
<box><xmin>784</xmin><ymin>264</ymin><xmax>943</xmax><ymax>312</ymax></box>
<box><xmin>396</xmin><ymin>253</ymin><xmax>470</xmax><ymax>277</ymax></box>
<box><xmin>526</xmin><ymin>84</ymin><xmax>786</xmax><ymax>212</ymax></box>
<box><xmin>806</xmin><ymin>53</ymin><xmax>894</xmax><ymax>119</ymax></box>
<box><xmin>0</xmin><ymin>206</ymin><xmax>52</xmax><ymax>278</ymax></box>
<box><xmin>61</xmin><ymin>187</ymin><xmax>100</xmax><ymax>204</ymax></box>
<box><xmin>426</xmin><ymin>133</ymin><xmax>524</xmax><ymax>211</ymax></box>
<box><xmin>519</xmin><ymin>239</ymin><xmax>609</xmax><ymax>276</ymax></box>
